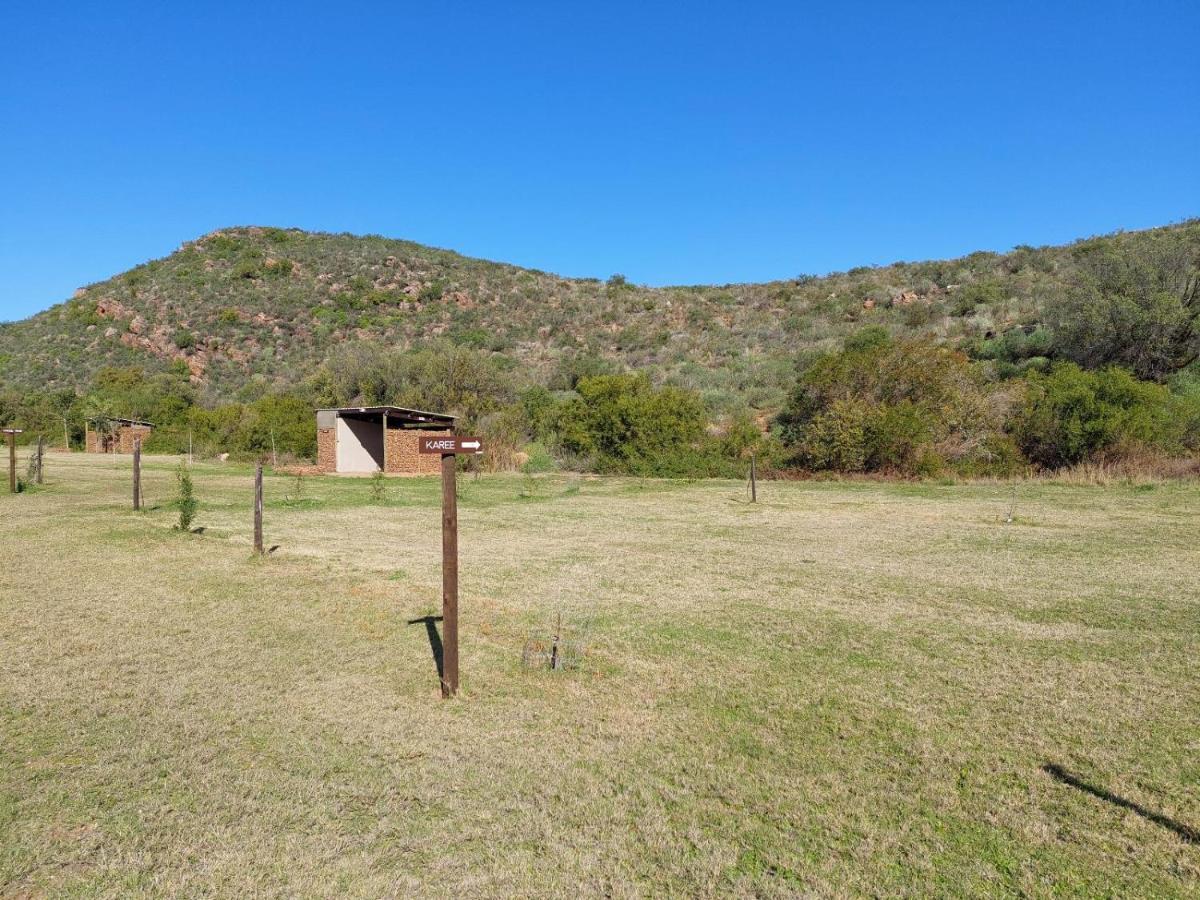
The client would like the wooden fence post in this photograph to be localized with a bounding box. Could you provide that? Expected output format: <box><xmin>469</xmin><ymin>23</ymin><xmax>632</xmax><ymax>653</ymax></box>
<box><xmin>254</xmin><ymin>464</ymin><xmax>264</xmax><ymax>555</ymax></box>
<box><xmin>133</xmin><ymin>438</ymin><xmax>142</xmax><ymax>510</ymax></box>
<box><xmin>750</xmin><ymin>452</ymin><xmax>757</xmax><ymax>503</ymax></box>
<box><xmin>7</xmin><ymin>431</ymin><xmax>15</xmax><ymax>494</ymax></box>
<box><xmin>36</xmin><ymin>435</ymin><xmax>44</xmax><ymax>484</ymax></box>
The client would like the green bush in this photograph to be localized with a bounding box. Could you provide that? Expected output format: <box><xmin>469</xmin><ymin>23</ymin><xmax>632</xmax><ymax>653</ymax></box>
<box><xmin>204</xmin><ymin>233</ymin><xmax>242</xmax><ymax>258</ymax></box>
<box><xmin>369</xmin><ymin>469</ymin><xmax>386</xmax><ymax>503</ymax></box>
<box><xmin>1168</xmin><ymin>370</ymin><xmax>1200</xmax><ymax>450</ymax></box>
<box><xmin>776</xmin><ymin>333</ymin><xmax>1013</xmax><ymax>475</ymax></box>
<box><xmin>552</xmin><ymin>374</ymin><xmax>718</xmax><ymax>476</ymax></box>
<box><xmin>951</xmin><ymin>278</ymin><xmax>1006</xmax><ymax>316</ymax></box>
<box><xmin>520</xmin><ymin>442</ymin><xmax>557</xmax><ymax>473</ymax></box>
<box><xmin>843</xmin><ymin>325</ymin><xmax>891</xmax><ymax>354</ymax></box>
<box><xmin>548</xmin><ymin>353</ymin><xmax>618</xmax><ymax>391</ymax></box>
<box><xmin>233</xmin><ymin>257</ymin><xmax>262</xmax><ymax>280</ymax></box>
<box><xmin>1013</xmin><ymin>363</ymin><xmax>1180</xmax><ymax>467</ymax></box>
<box><xmin>418</xmin><ymin>280</ymin><xmax>447</xmax><ymax>303</ymax></box>
<box><xmin>520</xmin><ymin>385</ymin><xmax>562</xmax><ymax>443</ymax></box>
<box><xmin>174</xmin><ymin>462</ymin><xmax>198</xmax><ymax>531</ymax></box>
<box><xmin>969</xmin><ymin>327</ymin><xmax>1055</xmax><ymax>379</ymax></box>
<box><xmin>795</xmin><ymin>398</ymin><xmax>942</xmax><ymax>474</ymax></box>
<box><xmin>263</xmin><ymin>257</ymin><xmax>292</xmax><ymax>279</ymax></box>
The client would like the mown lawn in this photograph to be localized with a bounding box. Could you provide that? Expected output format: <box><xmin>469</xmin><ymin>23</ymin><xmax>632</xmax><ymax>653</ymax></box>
<box><xmin>1</xmin><ymin>453</ymin><xmax>1198</xmax><ymax>897</ymax></box>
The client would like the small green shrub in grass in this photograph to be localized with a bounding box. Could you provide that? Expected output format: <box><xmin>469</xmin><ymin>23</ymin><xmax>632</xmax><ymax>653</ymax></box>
<box><xmin>520</xmin><ymin>442</ymin><xmax>557</xmax><ymax>474</ymax></box>
<box><xmin>369</xmin><ymin>469</ymin><xmax>386</xmax><ymax>503</ymax></box>
<box><xmin>174</xmin><ymin>462</ymin><xmax>198</xmax><ymax>531</ymax></box>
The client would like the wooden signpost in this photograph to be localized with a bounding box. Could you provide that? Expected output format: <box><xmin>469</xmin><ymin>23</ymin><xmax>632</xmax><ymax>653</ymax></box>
<box><xmin>254</xmin><ymin>464</ymin><xmax>264</xmax><ymax>555</ymax></box>
<box><xmin>419</xmin><ymin>434</ymin><xmax>483</xmax><ymax>698</ymax></box>
<box><xmin>133</xmin><ymin>438</ymin><xmax>142</xmax><ymax>510</ymax></box>
<box><xmin>36</xmin><ymin>435</ymin><xmax>44</xmax><ymax>485</ymax></box>
<box><xmin>4</xmin><ymin>429</ymin><xmax>22</xmax><ymax>493</ymax></box>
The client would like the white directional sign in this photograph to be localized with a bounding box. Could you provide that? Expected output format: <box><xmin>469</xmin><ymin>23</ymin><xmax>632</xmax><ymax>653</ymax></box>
<box><xmin>419</xmin><ymin>436</ymin><xmax>484</xmax><ymax>455</ymax></box>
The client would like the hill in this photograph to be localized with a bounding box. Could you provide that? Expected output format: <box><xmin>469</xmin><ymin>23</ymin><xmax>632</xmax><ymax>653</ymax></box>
<box><xmin>3</xmin><ymin>221</ymin><xmax>1197</xmax><ymax>414</ymax></box>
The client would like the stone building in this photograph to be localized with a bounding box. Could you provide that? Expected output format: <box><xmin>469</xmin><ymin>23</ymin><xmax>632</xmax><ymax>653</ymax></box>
<box><xmin>315</xmin><ymin>406</ymin><xmax>455</xmax><ymax>475</ymax></box>
<box><xmin>85</xmin><ymin>418</ymin><xmax>153</xmax><ymax>454</ymax></box>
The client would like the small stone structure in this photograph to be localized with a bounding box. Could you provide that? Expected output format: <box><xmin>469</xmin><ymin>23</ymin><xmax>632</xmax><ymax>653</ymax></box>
<box><xmin>315</xmin><ymin>406</ymin><xmax>455</xmax><ymax>475</ymax></box>
<box><xmin>85</xmin><ymin>418</ymin><xmax>153</xmax><ymax>454</ymax></box>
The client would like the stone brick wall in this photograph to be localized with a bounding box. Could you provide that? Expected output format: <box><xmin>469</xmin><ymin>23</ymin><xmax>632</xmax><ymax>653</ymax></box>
<box><xmin>116</xmin><ymin>426</ymin><xmax>152</xmax><ymax>454</ymax></box>
<box><xmin>86</xmin><ymin>424</ymin><xmax>151</xmax><ymax>453</ymax></box>
<box><xmin>385</xmin><ymin>427</ymin><xmax>452</xmax><ymax>475</ymax></box>
<box><xmin>316</xmin><ymin>427</ymin><xmax>336</xmax><ymax>473</ymax></box>
<box><xmin>315</xmin><ymin>417</ymin><xmax>452</xmax><ymax>475</ymax></box>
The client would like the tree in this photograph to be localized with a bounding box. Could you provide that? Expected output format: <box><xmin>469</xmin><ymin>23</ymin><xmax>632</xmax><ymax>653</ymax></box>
<box><xmin>309</xmin><ymin>340</ymin><xmax>514</xmax><ymax>429</ymax></box>
<box><xmin>1048</xmin><ymin>230</ymin><xmax>1200</xmax><ymax>381</ymax></box>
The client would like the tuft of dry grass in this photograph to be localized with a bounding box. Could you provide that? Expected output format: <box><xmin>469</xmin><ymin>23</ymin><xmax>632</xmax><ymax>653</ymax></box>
<box><xmin>1</xmin><ymin>453</ymin><xmax>1198</xmax><ymax>896</ymax></box>
<box><xmin>1042</xmin><ymin>452</ymin><xmax>1200</xmax><ymax>486</ymax></box>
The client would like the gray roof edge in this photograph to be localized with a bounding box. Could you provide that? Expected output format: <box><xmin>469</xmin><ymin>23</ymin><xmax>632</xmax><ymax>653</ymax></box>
<box><xmin>315</xmin><ymin>405</ymin><xmax>457</xmax><ymax>420</ymax></box>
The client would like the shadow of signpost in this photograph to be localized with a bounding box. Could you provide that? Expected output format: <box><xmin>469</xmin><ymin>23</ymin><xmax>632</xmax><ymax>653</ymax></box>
<box><xmin>407</xmin><ymin>615</ymin><xmax>444</xmax><ymax>682</ymax></box>
<box><xmin>1042</xmin><ymin>763</ymin><xmax>1200</xmax><ymax>844</ymax></box>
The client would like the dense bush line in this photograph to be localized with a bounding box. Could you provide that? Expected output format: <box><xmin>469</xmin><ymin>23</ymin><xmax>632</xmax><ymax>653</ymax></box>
<box><xmin>775</xmin><ymin>332</ymin><xmax>1199</xmax><ymax>476</ymax></box>
<box><xmin>3</xmin><ymin>329</ymin><xmax>1197</xmax><ymax>479</ymax></box>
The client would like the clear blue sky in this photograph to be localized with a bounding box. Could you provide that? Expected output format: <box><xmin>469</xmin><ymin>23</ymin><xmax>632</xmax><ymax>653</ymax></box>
<box><xmin>2</xmin><ymin>1</ymin><xmax>1197</xmax><ymax>321</ymax></box>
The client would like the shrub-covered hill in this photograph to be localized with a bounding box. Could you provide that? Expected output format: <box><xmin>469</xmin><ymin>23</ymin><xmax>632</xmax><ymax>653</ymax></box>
<box><xmin>1</xmin><ymin>221</ymin><xmax>1198</xmax><ymax>413</ymax></box>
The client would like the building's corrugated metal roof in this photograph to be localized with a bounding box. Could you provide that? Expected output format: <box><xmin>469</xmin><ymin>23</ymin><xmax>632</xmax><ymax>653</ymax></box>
<box><xmin>316</xmin><ymin>406</ymin><xmax>456</xmax><ymax>422</ymax></box>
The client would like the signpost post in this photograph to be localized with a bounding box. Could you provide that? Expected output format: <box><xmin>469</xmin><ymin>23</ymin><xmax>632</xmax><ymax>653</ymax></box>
<box><xmin>4</xmin><ymin>429</ymin><xmax>22</xmax><ymax>493</ymax></box>
<box><xmin>133</xmin><ymin>438</ymin><xmax>142</xmax><ymax>510</ymax></box>
<box><xmin>419</xmin><ymin>434</ymin><xmax>483</xmax><ymax>698</ymax></box>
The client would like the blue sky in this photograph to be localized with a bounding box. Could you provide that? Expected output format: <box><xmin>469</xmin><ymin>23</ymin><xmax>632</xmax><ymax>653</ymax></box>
<box><xmin>1</xmin><ymin>1</ymin><xmax>1197</xmax><ymax>321</ymax></box>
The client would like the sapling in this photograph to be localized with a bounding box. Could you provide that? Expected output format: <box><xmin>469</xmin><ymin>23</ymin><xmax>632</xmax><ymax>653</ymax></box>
<box><xmin>519</xmin><ymin>471</ymin><xmax>539</xmax><ymax>499</ymax></box>
<box><xmin>175</xmin><ymin>462</ymin><xmax>198</xmax><ymax>531</ymax></box>
<box><xmin>285</xmin><ymin>471</ymin><xmax>305</xmax><ymax>504</ymax></box>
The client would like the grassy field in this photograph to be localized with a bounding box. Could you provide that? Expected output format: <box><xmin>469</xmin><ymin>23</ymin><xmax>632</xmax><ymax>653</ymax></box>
<box><xmin>1</xmin><ymin>453</ymin><xmax>1198</xmax><ymax>897</ymax></box>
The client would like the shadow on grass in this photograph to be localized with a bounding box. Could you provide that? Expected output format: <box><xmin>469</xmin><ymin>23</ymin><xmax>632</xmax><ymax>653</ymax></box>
<box><xmin>407</xmin><ymin>615</ymin><xmax>444</xmax><ymax>682</ymax></box>
<box><xmin>1042</xmin><ymin>763</ymin><xmax>1200</xmax><ymax>844</ymax></box>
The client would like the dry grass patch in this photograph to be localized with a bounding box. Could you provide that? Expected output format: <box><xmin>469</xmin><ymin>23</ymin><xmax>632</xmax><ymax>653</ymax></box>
<box><xmin>1</xmin><ymin>453</ymin><xmax>1198</xmax><ymax>896</ymax></box>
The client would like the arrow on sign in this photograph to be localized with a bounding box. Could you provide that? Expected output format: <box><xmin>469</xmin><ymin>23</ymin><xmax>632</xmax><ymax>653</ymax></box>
<box><xmin>461</xmin><ymin>440</ymin><xmax>480</xmax><ymax>450</ymax></box>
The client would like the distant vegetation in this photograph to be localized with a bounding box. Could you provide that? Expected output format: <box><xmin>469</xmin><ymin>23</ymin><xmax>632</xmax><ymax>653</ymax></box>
<box><xmin>1</xmin><ymin>220</ymin><xmax>1199</xmax><ymax>476</ymax></box>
